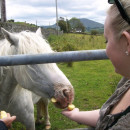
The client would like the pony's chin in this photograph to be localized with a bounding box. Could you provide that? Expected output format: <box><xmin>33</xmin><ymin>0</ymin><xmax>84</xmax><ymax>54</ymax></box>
<box><xmin>54</xmin><ymin>102</ymin><xmax>69</xmax><ymax>109</ymax></box>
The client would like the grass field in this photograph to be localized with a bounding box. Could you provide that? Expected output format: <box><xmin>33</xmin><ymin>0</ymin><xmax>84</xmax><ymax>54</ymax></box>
<box><xmin>46</xmin><ymin>60</ymin><xmax>121</xmax><ymax>130</ymax></box>
<box><xmin>12</xmin><ymin>33</ymin><xmax>122</xmax><ymax>130</ymax></box>
<box><xmin>48</xmin><ymin>33</ymin><xmax>106</xmax><ymax>51</ymax></box>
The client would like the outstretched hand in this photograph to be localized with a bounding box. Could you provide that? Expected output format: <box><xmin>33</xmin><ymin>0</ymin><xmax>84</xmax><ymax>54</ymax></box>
<box><xmin>62</xmin><ymin>108</ymin><xmax>79</xmax><ymax>121</ymax></box>
<box><xmin>1</xmin><ymin>113</ymin><xmax>16</xmax><ymax>128</ymax></box>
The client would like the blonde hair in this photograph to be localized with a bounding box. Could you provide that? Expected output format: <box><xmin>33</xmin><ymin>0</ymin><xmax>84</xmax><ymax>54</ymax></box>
<box><xmin>107</xmin><ymin>0</ymin><xmax>130</xmax><ymax>38</ymax></box>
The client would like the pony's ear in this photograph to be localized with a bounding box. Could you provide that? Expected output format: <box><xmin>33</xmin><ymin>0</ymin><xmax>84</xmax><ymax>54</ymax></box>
<box><xmin>1</xmin><ymin>28</ymin><xmax>19</xmax><ymax>46</ymax></box>
<box><xmin>36</xmin><ymin>27</ymin><xmax>43</xmax><ymax>37</ymax></box>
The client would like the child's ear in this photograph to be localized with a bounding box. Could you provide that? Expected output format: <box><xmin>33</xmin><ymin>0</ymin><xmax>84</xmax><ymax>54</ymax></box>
<box><xmin>122</xmin><ymin>31</ymin><xmax>130</xmax><ymax>53</ymax></box>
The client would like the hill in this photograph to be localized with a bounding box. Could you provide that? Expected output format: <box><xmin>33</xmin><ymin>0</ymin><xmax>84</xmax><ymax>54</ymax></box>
<box><xmin>42</xmin><ymin>24</ymin><xmax>57</xmax><ymax>29</ymax></box>
<box><xmin>79</xmin><ymin>18</ymin><xmax>104</xmax><ymax>30</ymax></box>
<box><xmin>42</xmin><ymin>18</ymin><xmax>104</xmax><ymax>32</ymax></box>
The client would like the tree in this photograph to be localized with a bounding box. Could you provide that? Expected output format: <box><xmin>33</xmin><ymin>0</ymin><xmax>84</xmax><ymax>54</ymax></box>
<box><xmin>58</xmin><ymin>20</ymin><xmax>67</xmax><ymax>33</ymax></box>
<box><xmin>90</xmin><ymin>30</ymin><xmax>99</xmax><ymax>35</ymax></box>
<box><xmin>66</xmin><ymin>19</ymin><xmax>71</xmax><ymax>33</ymax></box>
<box><xmin>8</xmin><ymin>19</ymin><xmax>14</xmax><ymax>22</ymax></box>
<box><xmin>58</xmin><ymin>19</ymin><xmax>71</xmax><ymax>33</ymax></box>
<box><xmin>69</xmin><ymin>17</ymin><xmax>86</xmax><ymax>33</ymax></box>
<box><xmin>1</xmin><ymin>0</ymin><xmax>6</xmax><ymax>22</ymax></box>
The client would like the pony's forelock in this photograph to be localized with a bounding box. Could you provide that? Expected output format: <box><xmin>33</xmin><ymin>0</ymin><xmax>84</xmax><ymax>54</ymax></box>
<box><xmin>18</xmin><ymin>31</ymin><xmax>53</xmax><ymax>54</ymax></box>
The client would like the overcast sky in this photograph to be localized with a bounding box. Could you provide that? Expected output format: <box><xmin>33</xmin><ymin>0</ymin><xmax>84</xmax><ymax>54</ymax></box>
<box><xmin>6</xmin><ymin>0</ymin><xmax>110</xmax><ymax>26</ymax></box>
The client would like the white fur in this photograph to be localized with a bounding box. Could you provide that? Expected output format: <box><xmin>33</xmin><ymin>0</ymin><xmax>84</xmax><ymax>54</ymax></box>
<box><xmin>0</xmin><ymin>29</ymin><xmax>73</xmax><ymax>130</ymax></box>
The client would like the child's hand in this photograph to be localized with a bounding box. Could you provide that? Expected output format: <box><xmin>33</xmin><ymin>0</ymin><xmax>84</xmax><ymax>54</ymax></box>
<box><xmin>62</xmin><ymin>108</ymin><xmax>79</xmax><ymax>121</ymax></box>
<box><xmin>1</xmin><ymin>113</ymin><xmax>16</xmax><ymax>128</ymax></box>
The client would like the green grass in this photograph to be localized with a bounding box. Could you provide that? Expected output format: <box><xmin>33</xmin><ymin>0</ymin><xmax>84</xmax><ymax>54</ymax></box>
<box><xmin>46</xmin><ymin>60</ymin><xmax>121</xmax><ymax>130</ymax></box>
<box><xmin>48</xmin><ymin>33</ymin><xmax>106</xmax><ymax>52</ymax></box>
<box><xmin>38</xmin><ymin>60</ymin><xmax>121</xmax><ymax>130</ymax></box>
<box><xmin>11</xmin><ymin>33</ymin><xmax>122</xmax><ymax>130</ymax></box>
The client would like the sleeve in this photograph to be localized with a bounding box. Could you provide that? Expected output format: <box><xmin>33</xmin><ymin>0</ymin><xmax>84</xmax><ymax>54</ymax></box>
<box><xmin>0</xmin><ymin>121</ymin><xmax>8</xmax><ymax>130</ymax></box>
<box><xmin>109</xmin><ymin>113</ymin><xmax>130</xmax><ymax>130</ymax></box>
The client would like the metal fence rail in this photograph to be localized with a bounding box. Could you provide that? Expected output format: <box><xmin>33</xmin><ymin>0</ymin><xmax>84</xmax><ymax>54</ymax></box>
<box><xmin>0</xmin><ymin>49</ymin><xmax>108</xmax><ymax>66</ymax></box>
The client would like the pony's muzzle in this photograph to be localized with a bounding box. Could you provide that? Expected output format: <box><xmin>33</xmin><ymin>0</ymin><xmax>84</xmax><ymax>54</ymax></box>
<box><xmin>53</xmin><ymin>87</ymin><xmax>74</xmax><ymax>109</ymax></box>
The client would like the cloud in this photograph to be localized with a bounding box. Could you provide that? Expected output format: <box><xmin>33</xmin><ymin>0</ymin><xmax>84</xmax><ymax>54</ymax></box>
<box><xmin>6</xmin><ymin>0</ymin><xmax>110</xmax><ymax>26</ymax></box>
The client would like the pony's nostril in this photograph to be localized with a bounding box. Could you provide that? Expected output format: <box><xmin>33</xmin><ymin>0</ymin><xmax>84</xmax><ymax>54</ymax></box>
<box><xmin>63</xmin><ymin>89</ymin><xmax>69</xmax><ymax>98</ymax></box>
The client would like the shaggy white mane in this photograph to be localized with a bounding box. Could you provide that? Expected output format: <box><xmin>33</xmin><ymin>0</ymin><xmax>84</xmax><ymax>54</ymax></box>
<box><xmin>0</xmin><ymin>31</ymin><xmax>53</xmax><ymax>56</ymax></box>
<box><xmin>18</xmin><ymin>31</ymin><xmax>53</xmax><ymax>54</ymax></box>
<box><xmin>0</xmin><ymin>31</ymin><xmax>57</xmax><ymax>83</ymax></box>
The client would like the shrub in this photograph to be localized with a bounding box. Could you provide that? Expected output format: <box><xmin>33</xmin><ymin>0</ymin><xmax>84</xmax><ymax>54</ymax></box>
<box><xmin>90</xmin><ymin>30</ymin><xmax>99</xmax><ymax>35</ymax></box>
<box><xmin>8</xmin><ymin>19</ymin><xmax>15</xmax><ymax>22</ymax></box>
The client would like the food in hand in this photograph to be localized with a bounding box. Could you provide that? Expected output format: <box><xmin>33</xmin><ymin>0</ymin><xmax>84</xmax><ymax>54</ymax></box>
<box><xmin>0</xmin><ymin>111</ymin><xmax>7</xmax><ymax>119</ymax></box>
<box><xmin>68</xmin><ymin>104</ymin><xmax>75</xmax><ymax>111</ymax></box>
<box><xmin>51</xmin><ymin>98</ymin><xmax>57</xmax><ymax>103</ymax></box>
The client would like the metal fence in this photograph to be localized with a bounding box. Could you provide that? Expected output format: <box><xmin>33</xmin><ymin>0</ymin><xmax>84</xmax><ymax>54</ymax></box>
<box><xmin>0</xmin><ymin>49</ymin><xmax>108</xmax><ymax>66</ymax></box>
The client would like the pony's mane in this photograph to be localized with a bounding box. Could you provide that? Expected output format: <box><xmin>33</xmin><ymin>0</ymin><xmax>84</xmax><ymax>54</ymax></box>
<box><xmin>18</xmin><ymin>31</ymin><xmax>53</xmax><ymax>54</ymax></box>
<box><xmin>0</xmin><ymin>31</ymin><xmax>55</xmax><ymax>81</ymax></box>
<box><xmin>0</xmin><ymin>30</ymin><xmax>53</xmax><ymax>56</ymax></box>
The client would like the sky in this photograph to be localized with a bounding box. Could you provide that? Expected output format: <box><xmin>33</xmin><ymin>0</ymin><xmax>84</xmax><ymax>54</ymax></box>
<box><xmin>6</xmin><ymin>0</ymin><xmax>111</xmax><ymax>26</ymax></box>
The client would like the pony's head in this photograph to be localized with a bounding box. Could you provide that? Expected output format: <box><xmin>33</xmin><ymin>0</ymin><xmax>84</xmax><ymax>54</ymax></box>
<box><xmin>0</xmin><ymin>28</ymin><xmax>74</xmax><ymax>109</ymax></box>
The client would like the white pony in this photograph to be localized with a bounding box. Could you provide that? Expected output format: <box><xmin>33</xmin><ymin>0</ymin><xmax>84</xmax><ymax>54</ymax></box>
<box><xmin>0</xmin><ymin>28</ymin><xmax>74</xmax><ymax>130</ymax></box>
